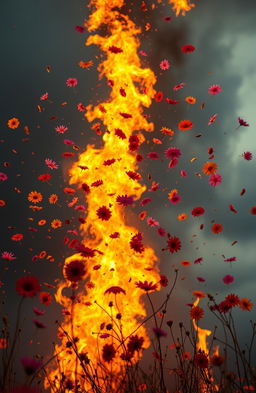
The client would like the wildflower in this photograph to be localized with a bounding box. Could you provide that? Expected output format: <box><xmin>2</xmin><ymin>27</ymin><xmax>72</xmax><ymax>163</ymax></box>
<box><xmin>210</xmin><ymin>353</ymin><xmax>224</xmax><ymax>367</ymax></box>
<box><xmin>64</xmin><ymin>260</ymin><xmax>86</xmax><ymax>282</ymax></box>
<box><xmin>155</xmin><ymin>91</ymin><xmax>164</xmax><ymax>102</ymax></box>
<box><xmin>104</xmin><ymin>286</ymin><xmax>126</xmax><ymax>295</ymax></box>
<box><xmin>243</xmin><ymin>152</ymin><xmax>253</xmax><ymax>160</ymax></box>
<box><xmin>160</xmin><ymin>59</ymin><xmax>170</xmax><ymax>70</ymax></box>
<box><xmin>211</xmin><ymin>223</ymin><xmax>223</xmax><ymax>234</ymax></box>
<box><xmin>66</xmin><ymin>78</ymin><xmax>78</xmax><ymax>87</ymax></box>
<box><xmin>40</xmin><ymin>92</ymin><xmax>48</xmax><ymax>100</ymax></box>
<box><xmin>16</xmin><ymin>276</ymin><xmax>40</xmax><ymax>297</ymax></box>
<box><xmin>238</xmin><ymin>117</ymin><xmax>249</xmax><ymax>127</ymax></box>
<box><xmin>191</xmin><ymin>207</ymin><xmax>205</xmax><ymax>216</ymax></box>
<box><xmin>202</xmin><ymin>161</ymin><xmax>218</xmax><ymax>175</ymax></box>
<box><xmin>178</xmin><ymin>120</ymin><xmax>193</xmax><ymax>131</ymax></box>
<box><xmin>159</xmin><ymin>275</ymin><xmax>168</xmax><ymax>287</ymax></box>
<box><xmin>182</xmin><ymin>352</ymin><xmax>191</xmax><ymax>360</ymax></box>
<box><xmin>193</xmin><ymin>290</ymin><xmax>205</xmax><ymax>298</ymax></box>
<box><xmin>190</xmin><ymin>306</ymin><xmax>204</xmax><ymax>321</ymax></box>
<box><xmin>21</xmin><ymin>357</ymin><xmax>42</xmax><ymax>375</ymax></box>
<box><xmin>209</xmin><ymin>173</ymin><xmax>222</xmax><ymax>186</ymax></box>
<box><xmin>185</xmin><ymin>96</ymin><xmax>196</xmax><ymax>104</ymax></box>
<box><xmin>39</xmin><ymin>292</ymin><xmax>52</xmax><ymax>305</ymax></box>
<box><xmin>33</xmin><ymin>319</ymin><xmax>46</xmax><ymax>328</ymax></box>
<box><xmin>127</xmin><ymin>335</ymin><xmax>144</xmax><ymax>353</ymax></box>
<box><xmin>102</xmin><ymin>344</ymin><xmax>116</xmax><ymax>362</ymax></box>
<box><xmin>135</xmin><ymin>281</ymin><xmax>158</xmax><ymax>292</ymax></box>
<box><xmin>115</xmin><ymin>128</ymin><xmax>126</xmax><ymax>139</ymax></box>
<box><xmin>168</xmin><ymin>158</ymin><xmax>178</xmax><ymax>169</ymax></box>
<box><xmin>225</xmin><ymin>294</ymin><xmax>240</xmax><ymax>307</ymax></box>
<box><xmin>77</xmin><ymin>102</ymin><xmax>85</xmax><ymax>112</ymax></box>
<box><xmin>11</xmin><ymin>233</ymin><xmax>23</xmax><ymax>241</ymax></box>
<box><xmin>38</xmin><ymin>173</ymin><xmax>51</xmax><ymax>182</ymax></box>
<box><xmin>147</xmin><ymin>217</ymin><xmax>159</xmax><ymax>226</ymax></box>
<box><xmin>45</xmin><ymin>158</ymin><xmax>58</xmax><ymax>169</ymax></box>
<box><xmin>178</xmin><ymin>213</ymin><xmax>187</xmax><ymax>220</ymax></box>
<box><xmin>166</xmin><ymin>235</ymin><xmax>181</xmax><ymax>253</ymax></box>
<box><xmin>223</xmin><ymin>275</ymin><xmax>234</xmax><ymax>284</ymax></box>
<box><xmin>208</xmin><ymin>84</ymin><xmax>222</xmax><ymax>95</ymax></box>
<box><xmin>28</xmin><ymin>191</ymin><xmax>43</xmax><ymax>204</ymax></box>
<box><xmin>96</xmin><ymin>206</ymin><xmax>112</xmax><ymax>221</ymax></box>
<box><xmin>8</xmin><ymin>117</ymin><xmax>20</xmax><ymax>129</ymax></box>
<box><xmin>116</xmin><ymin>195</ymin><xmax>134</xmax><ymax>206</ymax></box>
<box><xmin>51</xmin><ymin>219</ymin><xmax>62</xmax><ymax>229</ymax></box>
<box><xmin>219</xmin><ymin>300</ymin><xmax>232</xmax><ymax>313</ymax></box>
<box><xmin>250</xmin><ymin>206</ymin><xmax>256</xmax><ymax>215</ymax></box>
<box><xmin>239</xmin><ymin>297</ymin><xmax>253</xmax><ymax>311</ymax></box>
<box><xmin>165</xmin><ymin>147</ymin><xmax>181</xmax><ymax>159</ymax></box>
<box><xmin>152</xmin><ymin>327</ymin><xmax>167</xmax><ymax>338</ymax></box>
<box><xmin>1</xmin><ymin>251</ymin><xmax>16</xmax><ymax>261</ymax></box>
<box><xmin>194</xmin><ymin>351</ymin><xmax>208</xmax><ymax>368</ymax></box>
<box><xmin>157</xmin><ymin>227</ymin><xmax>166</xmax><ymax>237</ymax></box>
<box><xmin>0</xmin><ymin>172</ymin><xmax>8</xmax><ymax>181</ymax></box>
<box><xmin>181</xmin><ymin>44</ymin><xmax>195</xmax><ymax>53</ymax></box>
<box><xmin>48</xmin><ymin>194</ymin><xmax>58</xmax><ymax>204</ymax></box>
<box><xmin>169</xmin><ymin>191</ymin><xmax>181</xmax><ymax>204</ymax></box>
<box><xmin>130</xmin><ymin>233</ymin><xmax>144</xmax><ymax>253</ymax></box>
<box><xmin>55</xmin><ymin>125</ymin><xmax>68</xmax><ymax>134</ymax></box>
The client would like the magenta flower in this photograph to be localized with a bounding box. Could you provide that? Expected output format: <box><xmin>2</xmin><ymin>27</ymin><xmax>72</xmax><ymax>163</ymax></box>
<box><xmin>160</xmin><ymin>59</ymin><xmax>170</xmax><ymax>70</ymax></box>
<box><xmin>77</xmin><ymin>102</ymin><xmax>86</xmax><ymax>112</ymax></box>
<box><xmin>208</xmin><ymin>84</ymin><xmax>222</xmax><ymax>95</ymax></box>
<box><xmin>165</xmin><ymin>147</ymin><xmax>181</xmax><ymax>159</ymax></box>
<box><xmin>66</xmin><ymin>78</ymin><xmax>78</xmax><ymax>87</ymax></box>
<box><xmin>147</xmin><ymin>217</ymin><xmax>160</xmax><ymax>227</ymax></box>
<box><xmin>243</xmin><ymin>151</ymin><xmax>252</xmax><ymax>161</ymax></box>
<box><xmin>55</xmin><ymin>125</ymin><xmax>68</xmax><ymax>134</ymax></box>
<box><xmin>209</xmin><ymin>173</ymin><xmax>222</xmax><ymax>186</ymax></box>
<box><xmin>238</xmin><ymin>117</ymin><xmax>249</xmax><ymax>127</ymax></box>
<box><xmin>223</xmin><ymin>274</ymin><xmax>234</xmax><ymax>284</ymax></box>
<box><xmin>21</xmin><ymin>357</ymin><xmax>42</xmax><ymax>375</ymax></box>
<box><xmin>0</xmin><ymin>172</ymin><xmax>8</xmax><ymax>181</ymax></box>
<box><xmin>1</xmin><ymin>251</ymin><xmax>16</xmax><ymax>261</ymax></box>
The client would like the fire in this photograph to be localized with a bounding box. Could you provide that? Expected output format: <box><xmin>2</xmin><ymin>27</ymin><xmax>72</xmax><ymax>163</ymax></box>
<box><xmin>47</xmin><ymin>0</ymin><xmax>160</xmax><ymax>390</ymax></box>
<box><xmin>192</xmin><ymin>298</ymin><xmax>211</xmax><ymax>353</ymax></box>
<box><xmin>169</xmin><ymin>0</ymin><xmax>195</xmax><ymax>16</ymax></box>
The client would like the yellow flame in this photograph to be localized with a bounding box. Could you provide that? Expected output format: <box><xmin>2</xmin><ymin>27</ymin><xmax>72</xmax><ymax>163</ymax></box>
<box><xmin>47</xmin><ymin>0</ymin><xmax>160</xmax><ymax>390</ymax></box>
<box><xmin>192</xmin><ymin>298</ymin><xmax>212</xmax><ymax>353</ymax></box>
<box><xmin>169</xmin><ymin>0</ymin><xmax>195</xmax><ymax>15</ymax></box>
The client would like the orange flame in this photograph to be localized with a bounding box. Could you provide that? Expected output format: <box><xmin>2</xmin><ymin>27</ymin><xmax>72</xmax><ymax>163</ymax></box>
<box><xmin>192</xmin><ymin>298</ymin><xmax>212</xmax><ymax>353</ymax></box>
<box><xmin>47</xmin><ymin>0</ymin><xmax>160</xmax><ymax>390</ymax></box>
<box><xmin>169</xmin><ymin>0</ymin><xmax>195</xmax><ymax>16</ymax></box>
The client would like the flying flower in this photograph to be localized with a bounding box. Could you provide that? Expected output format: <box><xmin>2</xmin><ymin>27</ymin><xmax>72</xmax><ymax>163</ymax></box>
<box><xmin>159</xmin><ymin>275</ymin><xmax>168</xmax><ymax>287</ymax></box>
<box><xmin>8</xmin><ymin>117</ymin><xmax>20</xmax><ymax>129</ymax></box>
<box><xmin>239</xmin><ymin>297</ymin><xmax>253</xmax><ymax>311</ymax></box>
<box><xmin>135</xmin><ymin>281</ymin><xmax>158</xmax><ymax>292</ymax></box>
<box><xmin>155</xmin><ymin>91</ymin><xmax>164</xmax><ymax>102</ymax></box>
<box><xmin>104</xmin><ymin>286</ymin><xmax>126</xmax><ymax>295</ymax></box>
<box><xmin>66</xmin><ymin>78</ymin><xmax>78</xmax><ymax>87</ymax></box>
<box><xmin>160</xmin><ymin>59</ymin><xmax>170</xmax><ymax>70</ymax></box>
<box><xmin>165</xmin><ymin>147</ymin><xmax>181</xmax><ymax>159</ymax></box>
<box><xmin>185</xmin><ymin>96</ymin><xmax>196</xmax><ymax>104</ymax></box>
<box><xmin>51</xmin><ymin>219</ymin><xmax>62</xmax><ymax>229</ymax></box>
<box><xmin>64</xmin><ymin>260</ymin><xmax>86</xmax><ymax>282</ymax></box>
<box><xmin>223</xmin><ymin>275</ymin><xmax>234</xmax><ymax>284</ymax></box>
<box><xmin>250</xmin><ymin>206</ymin><xmax>256</xmax><ymax>215</ymax></box>
<box><xmin>33</xmin><ymin>319</ymin><xmax>46</xmax><ymax>329</ymax></box>
<box><xmin>191</xmin><ymin>207</ymin><xmax>205</xmax><ymax>217</ymax></box>
<box><xmin>75</xmin><ymin>25</ymin><xmax>85</xmax><ymax>33</ymax></box>
<box><xmin>116</xmin><ymin>195</ymin><xmax>134</xmax><ymax>206</ymax></box>
<box><xmin>147</xmin><ymin>217</ymin><xmax>160</xmax><ymax>227</ymax></box>
<box><xmin>28</xmin><ymin>191</ymin><xmax>43</xmax><ymax>204</ymax></box>
<box><xmin>21</xmin><ymin>357</ymin><xmax>42</xmax><ymax>375</ymax></box>
<box><xmin>202</xmin><ymin>162</ymin><xmax>218</xmax><ymax>175</ymax></box>
<box><xmin>48</xmin><ymin>194</ymin><xmax>58</xmax><ymax>204</ymax></box>
<box><xmin>181</xmin><ymin>44</ymin><xmax>195</xmax><ymax>53</ymax></box>
<box><xmin>0</xmin><ymin>173</ymin><xmax>8</xmax><ymax>181</ymax></box>
<box><xmin>1</xmin><ymin>251</ymin><xmax>16</xmax><ymax>261</ymax></box>
<box><xmin>45</xmin><ymin>158</ymin><xmax>58</xmax><ymax>169</ymax></box>
<box><xmin>225</xmin><ymin>294</ymin><xmax>240</xmax><ymax>307</ymax></box>
<box><xmin>16</xmin><ymin>276</ymin><xmax>40</xmax><ymax>297</ymax></box>
<box><xmin>11</xmin><ymin>233</ymin><xmax>23</xmax><ymax>241</ymax></box>
<box><xmin>130</xmin><ymin>233</ymin><xmax>144</xmax><ymax>253</ymax></box>
<box><xmin>209</xmin><ymin>173</ymin><xmax>222</xmax><ymax>186</ymax></box>
<box><xmin>178</xmin><ymin>120</ymin><xmax>193</xmax><ymax>131</ymax></box>
<box><xmin>55</xmin><ymin>125</ymin><xmax>68</xmax><ymax>134</ymax></box>
<box><xmin>194</xmin><ymin>351</ymin><xmax>209</xmax><ymax>368</ymax></box>
<box><xmin>77</xmin><ymin>102</ymin><xmax>86</xmax><ymax>112</ymax></box>
<box><xmin>208</xmin><ymin>84</ymin><xmax>222</xmax><ymax>95</ymax></box>
<box><xmin>238</xmin><ymin>117</ymin><xmax>249</xmax><ymax>127</ymax></box>
<box><xmin>96</xmin><ymin>206</ymin><xmax>112</xmax><ymax>221</ymax></box>
<box><xmin>127</xmin><ymin>335</ymin><xmax>144</xmax><ymax>353</ymax></box>
<box><xmin>166</xmin><ymin>236</ymin><xmax>181</xmax><ymax>253</ymax></box>
<box><xmin>243</xmin><ymin>152</ymin><xmax>252</xmax><ymax>161</ymax></box>
<box><xmin>38</xmin><ymin>173</ymin><xmax>51</xmax><ymax>182</ymax></box>
<box><xmin>152</xmin><ymin>327</ymin><xmax>167</xmax><ymax>338</ymax></box>
<box><xmin>39</xmin><ymin>292</ymin><xmax>52</xmax><ymax>305</ymax></box>
<box><xmin>211</xmin><ymin>223</ymin><xmax>223</xmax><ymax>234</ymax></box>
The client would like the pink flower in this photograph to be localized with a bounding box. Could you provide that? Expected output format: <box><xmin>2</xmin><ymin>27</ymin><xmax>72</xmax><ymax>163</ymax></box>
<box><xmin>40</xmin><ymin>92</ymin><xmax>48</xmax><ymax>100</ymax></box>
<box><xmin>208</xmin><ymin>84</ymin><xmax>222</xmax><ymax>95</ymax></box>
<box><xmin>75</xmin><ymin>25</ymin><xmax>85</xmax><ymax>33</ymax></box>
<box><xmin>208</xmin><ymin>113</ymin><xmax>218</xmax><ymax>125</ymax></box>
<box><xmin>77</xmin><ymin>102</ymin><xmax>86</xmax><ymax>112</ymax></box>
<box><xmin>147</xmin><ymin>152</ymin><xmax>159</xmax><ymax>160</ymax></box>
<box><xmin>238</xmin><ymin>117</ymin><xmax>249</xmax><ymax>127</ymax></box>
<box><xmin>157</xmin><ymin>227</ymin><xmax>166</xmax><ymax>237</ymax></box>
<box><xmin>64</xmin><ymin>139</ymin><xmax>75</xmax><ymax>145</ymax></box>
<box><xmin>55</xmin><ymin>125</ymin><xmax>68</xmax><ymax>134</ymax></box>
<box><xmin>209</xmin><ymin>173</ymin><xmax>222</xmax><ymax>186</ymax></box>
<box><xmin>160</xmin><ymin>59</ymin><xmax>170</xmax><ymax>70</ymax></box>
<box><xmin>165</xmin><ymin>147</ymin><xmax>181</xmax><ymax>159</ymax></box>
<box><xmin>180</xmin><ymin>169</ymin><xmax>187</xmax><ymax>177</ymax></box>
<box><xmin>197</xmin><ymin>277</ymin><xmax>206</xmax><ymax>282</ymax></box>
<box><xmin>243</xmin><ymin>151</ymin><xmax>252</xmax><ymax>161</ymax></box>
<box><xmin>0</xmin><ymin>172</ymin><xmax>8</xmax><ymax>181</ymax></box>
<box><xmin>45</xmin><ymin>158</ymin><xmax>58</xmax><ymax>169</ymax></box>
<box><xmin>147</xmin><ymin>217</ymin><xmax>160</xmax><ymax>227</ymax></box>
<box><xmin>169</xmin><ymin>193</ymin><xmax>181</xmax><ymax>204</ymax></box>
<box><xmin>173</xmin><ymin>82</ymin><xmax>185</xmax><ymax>91</ymax></box>
<box><xmin>1</xmin><ymin>251</ymin><xmax>16</xmax><ymax>261</ymax></box>
<box><xmin>168</xmin><ymin>158</ymin><xmax>178</xmax><ymax>168</ymax></box>
<box><xmin>223</xmin><ymin>274</ymin><xmax>234</xmax><ymax>284</ymax></box>
<box><xmin>66</xmin><ymin>78</ymin><xmax>78</xmax><ymax>87</ymax></box>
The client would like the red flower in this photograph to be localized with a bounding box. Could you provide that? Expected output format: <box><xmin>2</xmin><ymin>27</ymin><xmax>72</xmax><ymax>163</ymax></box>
<box><xmin>81</xmin><ymin>183</ymin><xmax>90</xmax><ymax>193</ymax></box>
<box><xmin>39</xmin><ymin>291</ymin><xmax>52</xmax><ymax>305</ymax></box>
<box><xmin>195</xmin><ymin>351</ymin><xmax>208</xmax><ymax>368</ymax></box>
<box><xmin>219</xmin><ymin>300</ymin><xmax>232</xmax><ymax>313</ymax></box>
<box><xmin>152</xmin><ymin>327</ymin><xmax>167</xmax><ymax>338</ymax></box>
<box><xmin>62</xmin><ymin>152</ymin><xmax>75</xmax><ymax>157</ymax></box>
<box><xmin>181</xmin><ymin>44</ymin><xmax>195</xmax><ymax>53</ymax></box>
<box><xmin>190</xmin><ymin>306</ymin><xmax>204</xmax><ymax>321</ymax></box>
<box><xmin>104</xmin><ymin>286</ymin><xmax>126</xmax><ymax>295</ymax></box>
<box><xmin>127</xmin><ymin>335</ymin><xmax>144</xmax><ymax>353</ymax></box>
<box><xmin>102</xmin><ymin>344</ymin><xmax>116</xmax><ymax>362</ymax></box>
<box><xmin>96</xmin><ymin>206</ymin><xmax>112</xmax><ymax>221</ymax></box>
<box><xmin>135</xmin><ymin>280</ymin><xmax>158</xmax><ymax>292</ymax></box>
<box><xmin>155</xmin><ymin>91</ymin><xmax>163</xmax><ymax>102</ymax></box>
<box><xmin>129</xmin><ymin>135</ymin><xmax>140</xmax><ymax>151</ymax></box>
<box><xmin>225</xmin><ymin>293</ymin><xmax>240</xmax><ymax>307</ymax></box>
<box><xmin>115</xmin><ymin>128</ymin><xmax>126</xmax><ymax>139</ymax></box>
<box><xmin>178</xmin><ymin>120</ymin><xmax>193</xmax><ymax>131</ymax></box>
<box><xmin>159</xmin><ymin>275</ymin><xmax>168</xmax><ymax>287</ymax></box>
<box><xmin>16</xmin><ymin>276</ymin><xmax>40</xmax><ymax>298</ymax></box>
<box><xmin>191</xmin><ymin>207</ymin><xmax>205</xmax><ymax>216</ymax></box>
<box><xmin>250</xmin><ymin>206</ymin><xmax>256</xmax><ymax>215</ymax></box>
<box><xmin>75</xmin><ymin>244</ymin><xmax>97</xmax><ymax>258</ymax></box>
<box><xmin>64</xmin><ymin>260</ymin><xmax>86</xmax><ymax>282</ymax></box>
<box><xmin>126</xmin><ymin>171</ymin><xmax>141</xmax><ymax>180</ymax></box>
<box><xmin>11</xmin><ymin>233</ymin><xmax>23</xmax><ymax>241</ymax></box>
<box><xmin>38</xmin><ymin>173</ymin><xmax>51</xmax><ymax>182</ymax></box>
<box><xmin>166</xmin><ymin>235</ymin><xmax>181</xmax><ymax>253</ymax></box>
<box><xmin>103</xmin><ymin>159</ymin><xmax>115</xmax><ymax>166</ymax></box>
<box><xmin>116</xmin><ymin>195</ymin><xmax>134</xmax><ymax>206</ymax></box>
<box><xmin>211</xmin><ymin>223</ymin><xmax>223</xmax><ymax>234</ymax></box>
<box><xmin>130</xmin><ymin>233</ymin><xmax>144</xmax><ymax>253</ymax></box>
<box><xmin>108</xmin><ymin>46</ymin><xmax>123</xmax><ymax>54</ymax></box>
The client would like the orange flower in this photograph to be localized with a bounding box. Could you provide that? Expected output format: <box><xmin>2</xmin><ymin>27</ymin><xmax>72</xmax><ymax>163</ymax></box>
<box><xmin>182</xmin><ymin>351</ymin><xmax>191</xmax><ymax>360</ymax></box>
<box><xmin>49</xmin><ymin>194</ymin><xmax>58</xmax><ymax>204</ymax></box>
<box><xmin>139</xmin><ymin>211</ymin><xmax>147</xmax><ymax>220</ymax></box>
<box><xmin>211</xmin><ymin>223</ymin><xmax>223</xmax><ymax>234</ymax></box>
<box><xmin>78</xmin><ymin>60</ymin><xmax>93</xmax><ymax>68</ymax></box>
<box><xmin>239</xmin><ymin>297</ymin><xmax>253</xmax><ymax>311</ymax></box>
<box><xmin>178</xmin><ymin>120</ymin><xmax>193</xmax><ymax>131</ymax></box>
<box><xmin>51</xmin><ymin>219</ymin><xmax>62</xmax><ymax>229</ymax></box>
<box><xmin>38</xmin><ymin>219</ymin><xmax>46</xmax><ymax>226</ymax></box>
<box><xmin>8</xmin><ymin>117</ymin><xmax>20</xmax><ymax>129</ymax></box>
<box><xmin>11</xmin><ymin>233</ymin><xmax>23</xmax><ymax>241</ymax></box>
<box><xmin>181</xmin><ymin>260</ymin><xmax>190</xmax><ymax>266</ymax></box>
<box><xmin>193</xmin><ymin>290</ymin><xmax>205</xmax><ymax>298</ymax></box>
<box><xmin>63</xmin><ymin>187</ymin><xmax>76</xmax><ymax>195</ymax></box>
<box><xmin>202</xmin><ymin>161</ymin><xmax>218</xmax><ymax>175</ymax></box>
<box><xmin>178</xmin><ymin>213</ymin><xmax>187</xmax><ymax>221</ymax></box>
<box><xmin>185</xmin><ymin>96</ymin><xmax>196</xmax><ymax>104</ymax></box>
<box><xmin>160</xmin><ymin>127</ymin><xmax>174</xmax><ymax>136</ymax></box>
<box><xmin>28</xmin><ymin>191</ymin><xmax>43</xmax><ymax>204</ymax></box>
<box><xmin>29</xmin><ymin>205</ymin><xmax>43</xmax><ymax>211</ymax></box>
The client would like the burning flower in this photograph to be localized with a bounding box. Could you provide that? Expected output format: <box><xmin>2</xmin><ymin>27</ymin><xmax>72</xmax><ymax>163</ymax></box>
<box><xmin>135</xmin><ymin>281</ymin><xmax>158</xmax><ymax>292</ymax></box>
<box><xmin>194</xmin><ymin>351</ymin><xmax>209</xmax><ymax>368</ymax></box>
<box><xmin>64</xmin><ymin>260</ymin><xmax>86</xmax><ymax>282</ymax></box>
<box><xmin>96</xmin><ymin>206</ymin><xmax>112</xmax><ymax>220</ymax></box>
<box><xmin>102</xmin><ymin>343</ymin><xmax>116</xmax><ymax>362</ymax></box>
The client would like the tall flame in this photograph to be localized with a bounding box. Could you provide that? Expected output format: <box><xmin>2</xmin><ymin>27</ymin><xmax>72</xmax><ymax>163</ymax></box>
<box><xmin>192</xmin><ymin>298</ymin><xmax>212</xmax><ymax>353</ymax></box>
<box><xmin>47</xmin><ymin>0</ymin><xmax>160</xmax><ymax>390</ymax></box>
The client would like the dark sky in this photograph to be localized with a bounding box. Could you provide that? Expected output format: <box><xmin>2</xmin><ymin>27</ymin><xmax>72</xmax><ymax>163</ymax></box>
<box><xmin>1</xmin><ymin>0</ymin><xmax>256</xmax><ymax>384</ymax></box>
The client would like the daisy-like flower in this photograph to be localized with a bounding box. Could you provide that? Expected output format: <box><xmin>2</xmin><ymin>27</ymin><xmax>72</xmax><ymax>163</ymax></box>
<box><xmin>147</xmin><ymin>217</ymin><xmax>160</xmax><ymax>227</ymax></box>
<box><xmin>178</xmin><ymin>120</ymin><xmax>193</xmax><ymax>131</ymax></box>
<box><xmin>166</xmin><ymin>235</ymin><xmax>181</xmax><ymax>253</ymax></box>
<box><xmin>238</xmin><ymin>117</ymin><xmax>249</xmax><ymax>127</ymax></box>
<box><xmin>165</xmin><ymin>147</ymin><xmax>181</xmax><ymax>159</ymax></box>
<box><xmin>130</xmin><ymin>233</ymin><xmax>144</xmax><ymax>253</ymax></box>
<box><xmin>181</xmin><ymin>44</ymin><xmax>195</xmax><ymax>53</ymax></box>
<box><xmin>64</xmin><ymin>260</ymin><xmax>86</xmax><ymax>282</ymax></box>
<box><xmin>211</xmin><ymin>223</ymin><xmax>223</xmax><ymax>234</ymax></box>
<box><xmin>39</xmin><ymin>292</ymin><xmax>52</xmax><ymax>305</ymax></box>
<box><xmin>116</xmin><ymin>195</ymin><xmax>134</xmax><ymax>206</ymax></box>
<box><xmin>66</xmin><ymin>78</ymin><xmax>78</xmax><ymax>87</ymax></box>
<box><xmin>7</xmin><ymin>117</ymin><xmax>20</xmax><ymax>129</ymax></box>
<box><xmin>96</xmin><ymin>206</ymin><xmax>112</xmax><ymax>221</ymax></box>
<box><xmin>0</xmin><ymin>173</ymin><xmax>8</xmax><ymax>181</ymax></box>
<box><xmin>102</xmin><ymin>344</ymin><xmax>116</xmax><ymax>362</ymax></box>
<box><xmin>191</xmin><ymin>207</ymin><xmax>205</xmax><ymax>216</ymax></box>
<box><xmin>28</xmin><ymin>191</ymin><xmax>43</xmax><ymax>204</ymax></box>
<box><xmin>1</xmin><ymin>251</ymin><xmax>16</xmax><ymax>261</ymax></box>
<box><xmin>127</xmin><ymin>335</ymin><xmax>144</xmax><ymax>354</ymax></box>
<box><xmin>202</xmin><ymin>161</ymin><xmax>218</xmax><ymax>175</ymax></box>
<box><xmin>223</xmin><ymin>274</ymin><xmax>234</xmax><ymax>284</ymax></box>
<box><xmin>40</xmin><ymin>92</ymin><xmax>48</xmax><ymax>101</ymax></box>
<box><xmin>239</xmin><ymin>297</ymin><xmax>253</xmax><ymax>311</ymax></box>
<box><xmin>208</xmin><ymin>84</ymin><xmax>222</xmax><ymax>95</ymax></box>
<box><xmin>49</xmin><ymin>194</ymin><xmax>58</xmax><ymax>204</ymax></box>
<box><xmin>209</xmin><ymin>173</ymin><xmax>222</xmax><ymax>186</ymax></box>
<box><xmin>77</xmin><ymin>102</ymin><xmax>85</xmax><ymax>112</ymax></box>
<box><xmin>38</xmin><ymin>173</ymin><xmax>51</xmax><ymax>182</ymax></box>
<box><xmin>190</xmin><ymin>306</ymin><xmax>204</xmax><ymax>321</ymax></box>
<box><xmin>45</xmin><ymin>158</ymin><xmax>58</xmax><ymax>169</ymax></box>
<box><xmin>159</xmin><ymin>274</ymin><xmax>168</xmax><ymax>287</ymax></box>
<box><xmin>185</xmin><ymin>96</ymin><xmax>196</xmax><ymax>104</ymax></box>
<box><xmin>16</xmin><ymin>276</ymin><xmax>40</xmax><ymax>297</ymax></box>
<box><xmin>243</xmin><ymin>151</ymin><xmax>252</xmax><ymax>161</ymax></box>
<box><xmin>11</xmin><ymin>233</ymin><xmax>23</xmax><ymax>241</ymax></box>
<box><xmin>51</xmin><ymin>219</ymin><xmax>62</xmax><ymax>229</ymax></box>
<box><xmin>160</xmin><ymin>59</ymin><xmax>170</xmax><ymax>70</ymax></box>
<box><xmin>194</xmin><ymin>351</ymin><xmax>208</xmax><ymax>368</ymax></box>
<box><xmin>55</xmin><ymin>125</ymin><xmax>68</xmax><ymax>134</ymax></box>
<box><xmin>225</xmin><ymin>294</ymin><xmax>240</xmax><ymax>307</ymax></box>
<box><xmin>135</xmin><ymin>280</ymin><xmax>158</xmax><ymax>292</ymax></box>
<box><xmin>104</xmin><ymin>286</ymin><xmax>126</xmax><ymax>295</ymax></box>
